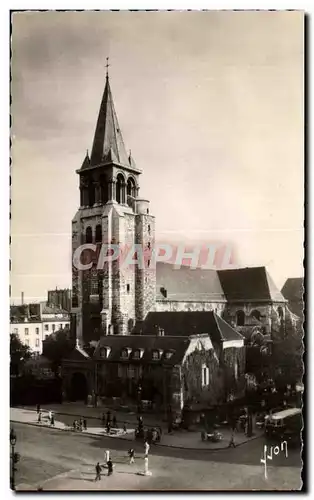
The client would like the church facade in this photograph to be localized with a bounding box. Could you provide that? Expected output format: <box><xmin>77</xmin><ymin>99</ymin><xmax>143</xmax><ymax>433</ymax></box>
<box><xmin>64</xmin><ymin>71</ymin><xmax>293</xmax><ymax>410</ymax></box>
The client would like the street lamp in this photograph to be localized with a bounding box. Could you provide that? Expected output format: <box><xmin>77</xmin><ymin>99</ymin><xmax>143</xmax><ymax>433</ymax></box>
<box><xmin>10</xmin><ymin>428</ymin><xmax>18</xmax><ymax>490</ymax></box>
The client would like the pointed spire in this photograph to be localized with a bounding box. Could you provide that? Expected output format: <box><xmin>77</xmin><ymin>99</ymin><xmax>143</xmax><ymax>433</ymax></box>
<box><xmin>81</xmin><ymin>149</ymin><xmax>90</xmax><ymax>170</ymax></box>
<box><xmin>90</xmin><ymin>68</ymin><xmax>129</xmax><ymax>167</ymax></box>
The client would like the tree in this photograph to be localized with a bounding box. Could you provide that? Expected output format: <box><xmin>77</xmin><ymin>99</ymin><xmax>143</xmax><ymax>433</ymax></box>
<box><xmin>43</xmin><ymin>328</ymin><xmax>75</xmax><ymax>373</ymax></box>
<box><xmin>10</xmin><ymin>334</ymin><xmax>31</xmax><ymax>376</ymax></box>
<box><xmin>271</xmin><ymin>311</ymin><xmax>303</xmax><ymax>388</ymax></box>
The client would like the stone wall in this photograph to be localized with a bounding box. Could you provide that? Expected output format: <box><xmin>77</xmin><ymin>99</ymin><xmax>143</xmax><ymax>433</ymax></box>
<box><xmin>154</xmin><ymin>300</ymin><xmax>226</xmax><ymax>315</ymax></box>
<box><xmin>222</xmin><ymin>302</ymin><xmax>287</xmax><ymax>334</ymax></box>
<box><xmin>135</xmin><ymin>214</ymin><xmax>156</xmax><ymax>322</ymax></box>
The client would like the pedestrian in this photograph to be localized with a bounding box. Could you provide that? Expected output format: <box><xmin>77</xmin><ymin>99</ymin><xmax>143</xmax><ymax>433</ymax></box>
<box><xmin>128</xmin><ymin>448</ymin><xmax>135</xmax><ymax>464</ymax></box>
<box><xmin>106</xmin><ymin>411</ymin><xmax>111</xmax><ymax>426</ymax></box>
<box><xmin>79</xmin><ymin>418</ymin><xmax>83</xmax><ymax>431</ymax></box>
<box><xmin>50</xmin><ymin>413</ymin><xmax>55</xmax><ymax>427</ymax></box>
<box><xmin>83</xmin><ymin>419</ymin><xmax>87</xmax><ymax>431</ymax></box>
<box><xmin>37</xmin><ymin>410</ymin><xmax>42</xmax><ymax>423</ymax></box>
<box><xmin>144</xmin><ymin>440</ymin><xmax>150</xmax><ymax>457</ymax></box>
<box><xmin>112</xmin><ymin>415</ymin><xmax>117</xmax><ymax>428</ymax></box>
<box><xmin>123</xmin><ymin>423</ymin><xmax>127</xmax><ymax>434</ymax></box>
<box><xmin>106</xmin><ymin>421</ymin><xmax>111</xmax><ymax>434</ymax></box>
<box><xmin>101</xmin><ymin>413</ymin><xmax>106</xmax><ymax>426</ymax></box>
<box><xmin>95</xmin><ymin>462</ymin><xmax>102</xmax><ymax>481</ymax></box>
<box><xmin>48</xmin><ymin>410</ymin><xmax>52</xmax><ymax>423</ymax></box>
<box><xmin>228</xmin><ymin>430</ymin><xmax>236</xmax><ymax>448</ymax></box>
<box><xmin>36</xmin><ymin>404</ymin><xmax>40</xmax><ymax>414</ymax></box>
<box><xmin>107</xmin><ymin>458</ymin><xmax>113</xmax><ymax>476</ymax></box>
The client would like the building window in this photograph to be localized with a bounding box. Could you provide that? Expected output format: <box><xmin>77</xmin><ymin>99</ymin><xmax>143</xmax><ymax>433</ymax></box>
<box><xmin>59</xmin><ymin>324</ymin><xmax>63</xmax><ymax>330</ymax></box>
<box><xmin>127</xmin><ymin>366</ymin><xmax>135</xmax><ymax>379</ymax></box>
<box><xmin>147</xmin><ymin>242</ymin><xmax>151</xmax><ymax>249</ymax></box>
<box><xmin>202</xmin><ymin>364</ymin><xmax>209</xmax><ymax>387</ymax></box>
<box><xmin>52</xmin><ymin>324</ymin><xmax>56</xmax><ymax>332</ymax></box>
<box><xmin>66</xmin><ymin>323</ymin><xmax>69</xmax><ymax>328</ymax></box>
<box><xmin>95</xmin><ymin>224</ymin><xmax>102</xmax><ymax>243</ymax></box>
<box><xmin>86</xmin><ymin>226</ymin><xmax>93</xmax><ymax>244</ymax></box>
<box><xmin>45</xmin><ymin>324</ymin><xmax>49</xmax><ymax>331</ymax></box>
<box><xmin>35</xmin><ymin>338</ymin><xmax>40</xmax><ymax>348</ymax></box>
<box><xmin>13</xmin><ymin>328</ymin><xmax>18</xmax><ymax>334</ymax></box>
<box><xmin>236</xmin><ymin>310</ymin><xmax>245</xmax><ymax>326</ymax></box>
<box><xmin>165</xmin><ymin>351</ymin><xmax>174</xmax><ymax>359</ymax></box>
<box><xmin>45</xmin><ymin>335</ymin><xmax>49</xmax><ymax>340</ymax></box>
<box><xmin>25</xmin><ymin>339</ymin><xmax>29</xmax><ymax>346</ymax></box>
<box><xmin>24</xmin><ymin>328</ymin><xmax>29</xmax><ymax>335</ymax></box>
<box><xmin>127</xmin><ymin>284</ymin><xmax>130</xmax><ymax>293</ymax></box>
<box><xmin>121</xmin><ymin>348</ymin><xmax>129</xmax><ymax>359</ymax></box>
<box><xmin>133</xmin><ymin>349</ymin><xmax>141</xmax><ymax>359</ymax></box>
<box><xmin>152</xmin><ymin>350</ymin><xmax>160</xmax><ymax>360</ymax></box>
<box><xmin>35</xmin><ymin>328</ymin><xmax>39</xmax><ymax>335</ymax></box>
<box><xmin>147</xmin><ymin>260</ymin><xmax>150</xmax><ymax>268</ymax></box>
<box><xmin>148</xmin><ymin>224</ymin><xmax>151</xmax><ymax>234</ymax></box>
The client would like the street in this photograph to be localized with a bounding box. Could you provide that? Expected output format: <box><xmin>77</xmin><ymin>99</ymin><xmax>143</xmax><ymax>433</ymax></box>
<box><xmin>11</xmin><ymin>422</ymin><xmax>302</xmax><ymax>491</ymax></box>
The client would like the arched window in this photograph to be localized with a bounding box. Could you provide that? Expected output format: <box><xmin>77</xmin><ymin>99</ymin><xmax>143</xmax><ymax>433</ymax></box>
<box><xmin>95</xmin><ymin>224</ymin><xmax>102</xmax><ymax>243</ymax></box>
<box><xmin>88</xmin><ymin>180</ymin><xmax>95</xmax><ymax>207</ymax></box>
<box><xmin>128</xmin><ymin>318</ymin><xmax>134</xmax><ymax>333</ymax></box>
<box><xmin>236</xmin><ymin>310</ymin><xmax>245</xmax><ymax>326</ymax></box>
<box><xmin>116</xmin><ymin>174</ymin><xmax>125</xmax><ymax>204</ymax></box>
<box><xmin>85</xmin><ymin>226</ymin><xmax>93</xmax><ymax>244</ymax></box>
<box><xmin>127</xmin><ymin>177</ymin><xmax>136</xmax><ymax>199</ymax></box>
<box><xmin>250</xmin><ymin>309</ymin><xmax>261</xmax><ymax>321</ymax></box>
<box><xmin>277</xmin><ymin>306</ymin><xmax>284</xmax><ymax>319</ymax></box>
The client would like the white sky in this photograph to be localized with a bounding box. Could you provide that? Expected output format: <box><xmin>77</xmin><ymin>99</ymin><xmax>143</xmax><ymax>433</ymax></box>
<box><xmin>10</xmin><ymin>10</ymin><xmax>304</xmax><ymax>302</ymax></box>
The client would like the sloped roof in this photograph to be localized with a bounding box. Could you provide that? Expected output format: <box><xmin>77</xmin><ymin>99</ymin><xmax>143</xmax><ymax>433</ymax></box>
<box><xmin>217</xmin><ymin>267</ymin><xmax>286</xmax><ymax>302</ymax></box>
<box><xmin>281</xmin><ymin>278</ymin><xmax>304</xmax><ymax>302</ymax></box>
<box><xmin>156</xmin><ymin>262</ymin><xmax>226</xmax><ymax>302</ymax></box>
<box><xmin>90</xmin><ymin>76</ymin><xmax>129</xmax><ymax>167</ymax></box>
<box><xmin>94</xmin><ymin>335</ymin><xmax>191</xmax><ymax>366</ymax></box>
<box><xmin>136</xmin><ymin>311</ymin><xmax>243</xmax><ymax>343</ymax></box>
<box><xmin>41</xmin><ymin>302</ymin><xmax>69</xmax><ymax>315</ymax></box>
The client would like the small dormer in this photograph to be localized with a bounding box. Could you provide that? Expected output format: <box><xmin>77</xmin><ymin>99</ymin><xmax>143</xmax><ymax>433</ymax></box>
<box><xmin>152</xmin><ymin>349</ymin><xmax>163</xmax><ymax>360</ymax></box>
<box><xmin>133</xmin><ymin>348</ymin><xmax>144</xmax><ymax>360</ymax></box>
<box><xmin>99</xmin><ymin>346</ymin><xmax>111</xmax><ymax>359</ymax></box>
<box><xmin>121</xmin><ymin>347</ymin><xmax>132</xmax><ymax>359</ymax></box>
<box><xmin>164</xmin><ymin>350</ymin><xmax>175</xmax><ymax>360</ymax></box>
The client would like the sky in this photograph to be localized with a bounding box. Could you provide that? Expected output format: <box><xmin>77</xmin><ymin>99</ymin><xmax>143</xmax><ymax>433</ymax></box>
<box><xmin>10</xmin><ymin>10</ymin><xmax>304</xmax><ymax>303</ymax></box>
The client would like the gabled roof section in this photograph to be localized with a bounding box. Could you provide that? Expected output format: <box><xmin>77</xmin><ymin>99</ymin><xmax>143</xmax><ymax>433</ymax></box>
<box><xmin>136</xmin><ymin>311</ymin><xmax>243</xmax><ymax>343</ymax></box>
<box><xmin>90</xmin><ymin>75</ymin><xmax>129</xmax><ymax>167</ymax></box>
<box><xmin>217</xmin><ymin>267</ymin><xmax>286</xmax><ymax>303</ymax></box>
<box><xmin>281</xmin><ymin>278</ymin><xmax>304</xmax><ymax>302</ymax></box>
<box><xmin>156</xmin><ymin>262</ymin><xmax>226</xmax><ymax>302</ymax></box>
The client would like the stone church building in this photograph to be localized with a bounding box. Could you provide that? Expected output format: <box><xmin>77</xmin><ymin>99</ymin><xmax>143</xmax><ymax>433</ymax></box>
<box><xmin>63</xmin><ymin>72</ymin><xmax>291</xmax><ymax>410</ymax></box>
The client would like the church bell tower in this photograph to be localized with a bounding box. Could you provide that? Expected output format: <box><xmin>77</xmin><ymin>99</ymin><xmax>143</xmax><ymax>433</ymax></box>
<box><xmin>71</xmin><ymin>66</ymin><xmax>156</xmax><ymax>346</ymax></box>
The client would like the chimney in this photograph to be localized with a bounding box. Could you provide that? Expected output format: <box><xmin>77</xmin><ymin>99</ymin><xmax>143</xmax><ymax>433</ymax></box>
<box><xmin>157</xmin><ymin>326</ymin><xmax>165</xmax><ymax>337</ymax></box>
<box><xmin>21</xmin><ymin>291</ymin><xmax>24</xmax><ymax>305</ymax></box>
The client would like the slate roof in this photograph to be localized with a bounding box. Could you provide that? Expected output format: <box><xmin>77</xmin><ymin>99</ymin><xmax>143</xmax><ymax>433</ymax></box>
<box><xmin>217</xmin><ymin>267</ymin><xmax>286</xmax><ymax>303</ymax></box>
<box><xmin>281</xmin><ymin>278</ymin><xmax>304</xmax><ymax>318</ymax></box>
<box><xmin>156</xmin><ymin>262</ymin><xmax>226</xmax><ymax>302</ymax></box>
<box><xmin>281</xmin><ymin>278</ymin><xmax>304</xmax><ymax>302</ymax></box>
<box><xmin>89</xmin><ymin>75</ymin><xmax>130</xmax><ymax>168</ymax></box>
<box><xmin>93</xmin><ymin>335</ymin><xmax>191</xmax><ymax>366</ymax></box>
<box><xmin>135</xmin><ymin>311</ymin><xmax>243</xmax><ymax>343</ymax></box>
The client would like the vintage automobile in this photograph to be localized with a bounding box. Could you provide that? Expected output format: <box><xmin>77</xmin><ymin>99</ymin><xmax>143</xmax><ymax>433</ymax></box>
<box><xmin>201</xmin><ymin>430</ymin><xmax>223</xmax><ymax>442</ymax></box>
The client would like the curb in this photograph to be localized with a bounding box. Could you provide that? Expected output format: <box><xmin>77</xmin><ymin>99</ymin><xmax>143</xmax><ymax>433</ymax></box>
<box><xmin>16</xmin><ymin>406</ymin><xmax>162</xmax><ymax>429</ymax></box>
<box><xmin>10</xmin><ymin>418</ymin><xmax>262</xmax><ymax>452</ymax></box>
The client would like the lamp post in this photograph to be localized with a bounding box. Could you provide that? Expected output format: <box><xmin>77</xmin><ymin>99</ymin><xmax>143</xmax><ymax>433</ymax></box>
<box><xmin>10</xmin><ymin>428</ymin><xmax>18</xmax><ymax>490</ymax></box>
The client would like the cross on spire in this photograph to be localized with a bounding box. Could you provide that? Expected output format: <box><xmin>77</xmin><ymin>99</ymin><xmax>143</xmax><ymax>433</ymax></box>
<box><xmin>105</xmin><ymin>57</ymin><xmax>110</xmax><ymax>78</ymax></box>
